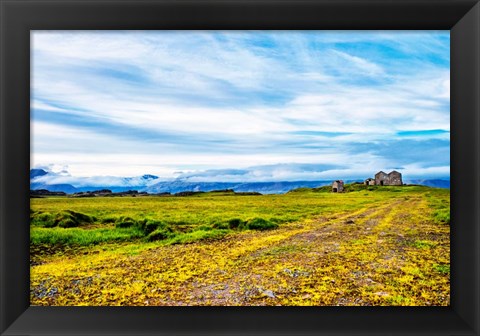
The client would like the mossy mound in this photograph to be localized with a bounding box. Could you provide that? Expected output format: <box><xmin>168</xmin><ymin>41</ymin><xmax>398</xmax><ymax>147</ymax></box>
<box><xmin>55</xmin><ymin>210</ymin><xmax>95</xmax><ymax>228</ymax></box>
<box><xmin>115</xmin><ymin>216</ymin><xmax>137</xmax><ymax>228</ymax></box>
<box><xmin>227</xmin><ymin>218</ymin><xmax>244</xmax><ymax>229</ymax></box>
<box><xmin>30</xmin><ymin>210</ymin><xmax>94</xmax><ymax>228</ymax></box>
<box><xmin>246</xmin><ymin>218</ymin><xmax>278</xmax><ymax>231</ymax></box>
<box><xmin>147</xmin><ymin>227</ymin><xmax>174</xmax><ymax>242</ymax></box>
<box><xmin>143</xmin><ymin>219</ymin><xmax>167</xmax><ymax>234</ymax></box>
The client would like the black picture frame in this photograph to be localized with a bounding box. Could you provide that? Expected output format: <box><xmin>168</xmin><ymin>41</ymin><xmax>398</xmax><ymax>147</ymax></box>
<box><xmin>1</xmin><ymin>0</ymin><xmax>479</xmax><ymax>335</ymax></box>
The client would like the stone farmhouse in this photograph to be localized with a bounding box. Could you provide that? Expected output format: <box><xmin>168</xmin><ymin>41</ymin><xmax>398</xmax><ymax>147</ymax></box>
<box><xmin>332</xmin><ymin>180</ymin><xmax>344</xmax><ymax>192</ymax></box>
<box><xmin>369</xmin><ymin>170</ymin><xmax>403</xmax><ymax>186</ymax></box>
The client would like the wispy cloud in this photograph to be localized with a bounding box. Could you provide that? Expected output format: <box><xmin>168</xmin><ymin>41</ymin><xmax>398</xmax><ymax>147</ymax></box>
<box><xmin>31</xmin><ymin>31</ymin><xmax>450</xmax><ymax>180</ymax></box>
<box><xmin>330</xmin><ymin>50</ymin><xmax>385</xmax><ymax>77</ymax></box>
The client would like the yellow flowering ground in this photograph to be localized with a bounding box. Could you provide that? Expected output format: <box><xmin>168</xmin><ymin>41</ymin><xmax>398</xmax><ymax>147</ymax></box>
<box><xmin>30</xmin><ymin>185</ymin><xmax>450</xmax><ymax>306</ymax></box>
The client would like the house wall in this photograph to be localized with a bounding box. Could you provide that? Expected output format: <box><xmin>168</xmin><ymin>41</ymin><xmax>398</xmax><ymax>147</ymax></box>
<box><xmin>374</xmin><ymin>171</ymin><xmax>403</xmax><ymax>186</ymax></box>
<box><xmin>332</xmin><ymin>181</ymin><xmax>344</xmax><ymax>192</ymax></box>
<box><xmin>375</xmin><ymin>172</ymin><xmax>388</xmax><ymax>185</ymax></box>
<box><xmin>387</xmin><ymin>172</ymin><xmax>403</xmax><ymax>185</ymax></box>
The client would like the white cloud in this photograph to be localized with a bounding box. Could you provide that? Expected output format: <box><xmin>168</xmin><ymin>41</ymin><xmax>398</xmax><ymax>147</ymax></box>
<box><xmin>31</xmin><ymin>31</ymin><xmax>450</xmax><ymax>179</ymax></box>
<box><xmin>330</xmin><ymin>50</ymin><xmax>385</xmax><ymax>77</ymax></box>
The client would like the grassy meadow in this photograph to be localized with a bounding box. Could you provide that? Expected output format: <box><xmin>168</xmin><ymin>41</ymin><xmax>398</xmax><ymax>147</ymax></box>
<box><xmin>30</xmin><ymin>184</ymin><xmax>450</xmax><ymax>306</ymax></box>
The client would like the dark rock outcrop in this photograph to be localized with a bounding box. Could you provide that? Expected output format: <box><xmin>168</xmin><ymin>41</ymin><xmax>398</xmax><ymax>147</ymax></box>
<box><xmin>30</xmin><ymin>189</ymin><xmax>66</xmax><ymax>197</ymax></box>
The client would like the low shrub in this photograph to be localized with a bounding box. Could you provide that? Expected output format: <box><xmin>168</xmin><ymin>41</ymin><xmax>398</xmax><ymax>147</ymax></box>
<box><xmin>147</xmin><ymin>228</ymin><xmax>174</xmax><ymax>242</ymax></box>
<box><xmin>65</xmin><ymin>210</ymin><xmax>95</xmax><ymax>223</ymax></box>
<box><xmin>115</xmin><ymin>220</ymin><xmax>137</xmax><ymax>228</ymax></box>
<box><xmin>101</xmin><ymin>216</ymin><xmax>117</xmax><ymax>224</ymax></box>
<box><xmin>227</xmin><ymin>218</ymin><xmax>244</xmax><ymax>229</ymax></box>
<box><xmin>30</xmin><ymin>212</ymin><xmax>56</xmax><ymax>227</ymax></box>
<box><xmin>57</xmin><ymin>217</ymin><xmax>78</xmax><ymax>228</ymax></box>
<box><xmin>212</xmin><ymin>222</ymin><xmax>229</xmax><ymax>230</ymax></box>
<box><xmin>246</xmin><ymin>218</ymin><xmax>278</xmax><ymax>231</ymax></box>
<box><xmin>433</xmin><ymin>263</ymin><xmax>450</xmax><ymax>274</ymax></box>
<box><xmin>31</xmin><ymin>210</ymin><xmax>96</xmax><ymax>228</ymax></box>
<box><xmin>52</xmin><ymin>210</ymin><xmax>95</xmax><ymax>228</ymax></box>
<box><xmin>115</xmin><ymin>216</ymin><xmax>137</xmax><ymax>228</ymax></box>
<box><xmin>433</xmin><ymin>209</ymin><xmax>450</xmax><ymax>225</ymax></box>
<box><xmin>116</xmin><ymin>215</ymin><xmax>133</xmax><ymax>222</ymax></box>
<box><xmin>144</xmin><ymin>220</ymin><xmax>165</xmax><ymax>234</ymax></box>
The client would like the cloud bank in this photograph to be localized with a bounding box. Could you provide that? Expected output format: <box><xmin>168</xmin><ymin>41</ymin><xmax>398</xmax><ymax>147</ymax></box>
<box><xmin>31</xmin><ymin>31</ymin><xmax>450</xmax><ymax>180</ymax></box>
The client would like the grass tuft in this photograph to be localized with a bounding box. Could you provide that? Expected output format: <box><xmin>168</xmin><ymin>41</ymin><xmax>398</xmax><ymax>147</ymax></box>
<box><xmin>246</xmin><ymin>218</ymin><xmax>278</xmax><ymax>231</ymax></box>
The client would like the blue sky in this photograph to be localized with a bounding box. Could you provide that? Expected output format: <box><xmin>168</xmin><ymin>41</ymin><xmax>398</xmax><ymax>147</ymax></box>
<box><xmin>31</xmin><ymin>31</ymin><xmax>450</xmax><ymax>182</ymax></box>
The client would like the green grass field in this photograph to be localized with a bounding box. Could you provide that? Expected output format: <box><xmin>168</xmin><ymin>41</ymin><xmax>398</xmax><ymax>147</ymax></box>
<box><xmin>30</xmin><ymin>184</ymin><xmax>450</xmax><ymax>306</ymax></box>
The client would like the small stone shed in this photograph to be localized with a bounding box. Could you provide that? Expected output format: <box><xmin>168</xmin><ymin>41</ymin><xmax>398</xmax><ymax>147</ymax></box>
<box><xmin>374</xmin><ymin>170</ymin><xmax>403</xmax><ymax>186</ymax></box>
<box><xmin>332</xmin><ymin>180</ymin><xmax>344</xmax><ymax>192</ymax></box>
<box><xmin>364</xmin><ymin>178</ymin><xmax>375</xmax><ymax>186</ymax></box>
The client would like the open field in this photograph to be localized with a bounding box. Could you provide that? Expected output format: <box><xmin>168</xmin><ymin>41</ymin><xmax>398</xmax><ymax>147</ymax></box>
<box><xmin>30</xmin><ymin>185</ymin><xmax>450</xmax><ymax>306</ymax></box>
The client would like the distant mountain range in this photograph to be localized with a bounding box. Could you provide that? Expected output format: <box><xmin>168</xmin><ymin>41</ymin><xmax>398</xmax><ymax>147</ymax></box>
<box><xmin>144</xmin><ymin>180</ymin><xmax>337</xmax><ymax>194</ymax></box>
<box><xmin>30</xmin><ymin>169</ymin><xmax>159</xmax><ymax>194</ymax></box>
<box><xmin>405</xmin><ymin>179</ymin><xmax>450</xmax><ymax>189</ymax></box>
<box><xmin>30</xmin><ymin>168</ymin><xmax>450</xmax><ymax>194</ymax></box>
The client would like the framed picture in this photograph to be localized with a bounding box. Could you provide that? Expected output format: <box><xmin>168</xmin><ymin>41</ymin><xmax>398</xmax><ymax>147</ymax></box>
<box><xmin>1</xmin><ymin>0</ymin><xmax>479</xmax><ymax>335</ymax></box>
